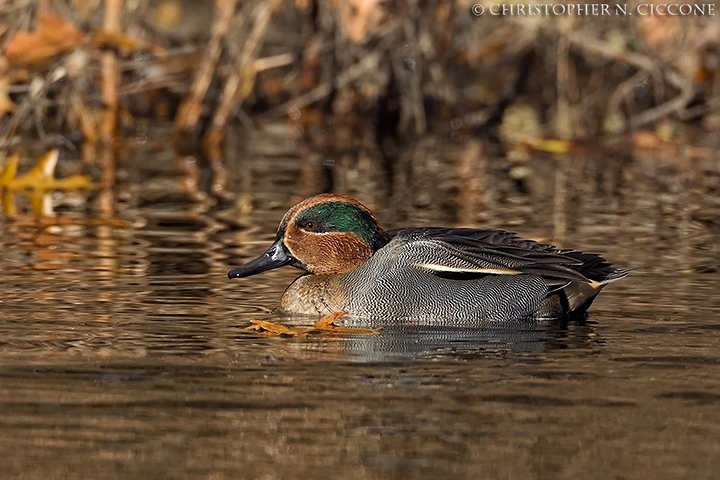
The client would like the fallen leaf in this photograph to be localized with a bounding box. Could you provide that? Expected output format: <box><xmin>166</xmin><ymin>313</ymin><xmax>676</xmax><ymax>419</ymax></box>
<box><xmin>37</xmin><ymin>13</ymin><xmax>85</xmax><ymax>46</ymax></box>
<box><xmin>635</xmin><ymin>2</ymin><xmax>680</xmax><ymax>56</ymax></box>
<box><xmin>0</xmin><ymin>150</ymin><xmax>95</xmax><ymax>216</ymax></box>
<box><xmin>89</xmin><ymin>30</ymin><xmax>166</xmax><ymax>58</ymax></box>
<box><xmin>631</xmin><ymin>130</ymin><xmax>710</xmax><ymax>161</ymax></box>
<box><xmin>332</xmin><ymin>0</ymin><xmax>384</xmax><ymax>43</ymax></box>
<box><xmin>313</xmin><ymin>311</ymin><xmax>348</xmax><ymax>328</ymax></box>
<box><xmin>1</xmin><ymin>190</ymin><xmax>16</xmax><ymax>216</ymax></box>
<box><xmin>528</xmin><ymin>138</ymin><xmax>573</xmax><ymax>154</ymax></box>
<box><xmin>4</xmin><ymin>13</ymin><xmax>85</xmax><ymax>66</ymax></box>
<box><xmin>246</xmin><ymin>320</ymin><xmax>300</xmax><ymax>336</ymax></box>
<box><xmin>245</xmin><ymin>311</ymin><xmax>380</xmax><ymax>337</ymax></box>
<box><xmin>8</xmin><ymin>149</ymin><xmax>94</xmax><ymax>191</ymax></box>
<box><xmin>0</xmin><ymin>154</ymin><xmax>20</xmax><ymax>187</ymax></box>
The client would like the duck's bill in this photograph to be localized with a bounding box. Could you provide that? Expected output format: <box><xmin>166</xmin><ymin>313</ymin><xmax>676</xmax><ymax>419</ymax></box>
<box><xmin>227</xmin><ymin>239</ymin><xmax>292</xmax><ymax>279</ymax></box>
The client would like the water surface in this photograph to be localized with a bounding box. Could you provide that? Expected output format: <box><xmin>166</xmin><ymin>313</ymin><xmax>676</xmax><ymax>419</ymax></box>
<box><xmin>1</xmin><ymin>127</ymin><xmax>719</xmax><ymax>479</ymax></box>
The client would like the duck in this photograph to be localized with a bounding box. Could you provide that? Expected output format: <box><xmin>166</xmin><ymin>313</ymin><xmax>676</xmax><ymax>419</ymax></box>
<box><xmin>227</xmin><ymin>194</ymin><xmax>628</xmax><ymax>324</ymax></box>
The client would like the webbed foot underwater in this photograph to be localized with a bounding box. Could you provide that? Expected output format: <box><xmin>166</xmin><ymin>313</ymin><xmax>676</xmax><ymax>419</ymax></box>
<box><xmin>228</xmin><ymin>194</ymin><xmax>628</xmax><ymax>324</ymax></box>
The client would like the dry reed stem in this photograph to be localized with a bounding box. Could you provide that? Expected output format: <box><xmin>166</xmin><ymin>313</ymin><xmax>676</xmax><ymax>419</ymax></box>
<box><xmin>567</xmin><ymin>32</ymin><xmax>695</xmax><ymax>129</ymax></box>
<box><xmin>204</xmin><ymin>0</ymin><xmax>283</xmax><ymax>169</ymax></box>
<box><xmin>252</xmin><ymin>53</ymin><xmax>294</xmax><ymax>73</ymax></box>
<box><xmin>455</xmin><ymin>139</ymin><xmax>485</xmax><ymax>226</ymax></box>
<box><xmin>97</xmin><ymin>0</ymin><xmax>122</xmax><ymax>224</ymax></box>
<box><xmin>174</xmin><ymin>0</ymin><xmax>238</xmax><ymax>135</ymax></box>
<box><xmin>0</xmin><ymin>71</ymin><xmax>62</xmax><ymax>147</ymax></box>
<box><xmin>100</xmin><ymin>0</ymin><xmax>121</xmax><ymax>144</ymax></box>
<box><xmin>555</xmin><ymin>20</ymin><xmax>573</xmax><ymax>139</ymax></box>
<box><xmin>71</xmin><ymin>93</ymin><xmax>98</xmax><ymax>145</ymax></box>
<box><xmin>552</xmin><ymin>156</ymin><xmax>569</xmax><ymax>245</ymax></box>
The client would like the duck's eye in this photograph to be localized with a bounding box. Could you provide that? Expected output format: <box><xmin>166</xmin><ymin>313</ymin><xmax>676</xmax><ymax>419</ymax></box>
<box><xmin>303</xmin><ymin>221</ymin><xmax>317</xmax><ymax>231</ymax></box>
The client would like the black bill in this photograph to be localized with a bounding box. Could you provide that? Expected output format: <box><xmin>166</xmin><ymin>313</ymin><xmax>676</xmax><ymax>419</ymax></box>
<box><xmin>227</xmin><ymin>238</ymin><xmax>293</xmax><ymax>279</ymax></box>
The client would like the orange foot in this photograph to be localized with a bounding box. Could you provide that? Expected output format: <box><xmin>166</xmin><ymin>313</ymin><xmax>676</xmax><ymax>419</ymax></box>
<box><xmin>245</xmin><ymin>311</ymin><xmax>380</xmax><ymax>337</ymax></box>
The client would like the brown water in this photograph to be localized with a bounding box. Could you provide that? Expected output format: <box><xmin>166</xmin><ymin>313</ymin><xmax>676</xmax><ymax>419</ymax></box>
<box><xmin>1</xmin><ymin>125</ymin><xmax>720</xmax><ymax>479</ymax></box>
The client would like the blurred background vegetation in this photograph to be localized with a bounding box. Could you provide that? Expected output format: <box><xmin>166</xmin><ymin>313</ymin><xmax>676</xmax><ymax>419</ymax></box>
<box><xmin>0</xmin><ymin>0</ymin><xmax>719</xmax><ymax>219</ymax></box>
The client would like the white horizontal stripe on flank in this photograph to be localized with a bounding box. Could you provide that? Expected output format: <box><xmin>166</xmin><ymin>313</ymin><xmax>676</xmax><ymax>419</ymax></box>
<box><xmin>414</xmin><ymin>263</ymin><xmax>522</xmax><ymax>275</ymax></box>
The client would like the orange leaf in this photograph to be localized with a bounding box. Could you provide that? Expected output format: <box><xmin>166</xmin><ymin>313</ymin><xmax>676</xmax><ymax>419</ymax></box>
<box><xmin>5</xmin><ymin>32</ymin><xmax>53</xmax><ymax>66</ymax></box>
<box><xmin>37</xmin><ymin>13</ymin><xmax>84</xmax><ymax>46</ymax></box>
<box><xmin>0</xmin><ymin>154</ymin><xmax>20</xmax><ymax>187</ymax></box>
<box><xmin>244</xmin><ymin>312</ymin><xmax>379</xmax><ymax>337</ymax></box>
<box><xmin>246</xmin><ymin>320</ymin><xmax>304</xmax><ymax>336</ymax></box>
<box><xmin>312</xmin><ymin>311</ymin><xmax>380</xmax><ymax>334</ymax></box>
<box><xmin>90</xmin><ymin>30</ymin><xmax>166</xmax><ymax>57</ymax></box>
<box><xmin>335</xmin><ymin>0</ymin><xmax>384</xmax><ymax>43</ymax></box>
<box><xmin>4</xmin><ymin>14</ymin><xmax>85</xmax><ymax>66</ymax></box>
<box><xmin>528</xmin><ymin>138</ymin><xmax>574</xmax><ymax>154</ymax></box>
<box><xmin>313</xmin><ymin>311</ymin><xmax>348</xmax><ymax>328</ymax></box>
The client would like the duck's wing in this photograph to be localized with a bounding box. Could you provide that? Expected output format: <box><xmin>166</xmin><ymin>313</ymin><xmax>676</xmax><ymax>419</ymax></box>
<box><xmin>387</xmin><ymin>228</ymin><xmax>628</xmax><ymax>287</ymax></box>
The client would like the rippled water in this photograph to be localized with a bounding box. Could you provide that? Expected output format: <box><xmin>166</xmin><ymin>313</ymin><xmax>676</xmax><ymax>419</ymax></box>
<box><xmin>1</xmin><ymin>126</ymin><xmax>720</xmax><ymax>479</ymax></box>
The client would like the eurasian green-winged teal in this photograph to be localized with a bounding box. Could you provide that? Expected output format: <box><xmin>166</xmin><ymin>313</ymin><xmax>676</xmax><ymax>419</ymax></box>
<box><xmin>228</xmin><ymin>194</ymin><xmax>628</xmax><ymax>323</ymax></box>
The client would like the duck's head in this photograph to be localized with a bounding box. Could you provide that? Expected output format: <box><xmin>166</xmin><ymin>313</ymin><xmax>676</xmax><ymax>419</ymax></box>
<box><xmin>228</xmin><ymin>194</ymin><xmax>390</xmax><ymax>279</ymax></box>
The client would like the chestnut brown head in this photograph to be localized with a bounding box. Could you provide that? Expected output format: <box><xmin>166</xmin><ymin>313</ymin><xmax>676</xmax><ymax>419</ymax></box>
<box><xmin>228</xmin><ymin>194</ymin><xmax>390</xmax><ymax>279</ymax></box>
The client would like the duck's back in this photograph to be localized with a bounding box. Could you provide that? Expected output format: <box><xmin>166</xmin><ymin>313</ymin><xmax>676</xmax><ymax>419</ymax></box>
<box><xmin>337</xmin><ymin>228</ymin><xmax>627</xmax><ymax>324</ymax></box>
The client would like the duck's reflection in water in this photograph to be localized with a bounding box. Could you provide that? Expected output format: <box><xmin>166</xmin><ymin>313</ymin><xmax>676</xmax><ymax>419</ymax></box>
<box><xmin>289</xmin><ymin>319</ymin><xmax>599</xmax><ymax>362</ymax></box>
